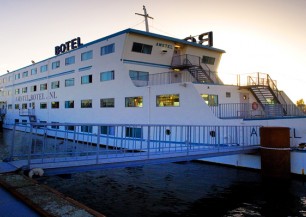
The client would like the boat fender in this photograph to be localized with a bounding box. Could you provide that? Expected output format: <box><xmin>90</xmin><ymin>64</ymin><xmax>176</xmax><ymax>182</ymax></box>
<box><xmin>28</xmin><ymin>168</ymin><xmax>44</xmax><ymax>178</ymax></box>
<box><xmin>252</xmin><ymin>102</ymin><xmax>258</xmax><ymax>110</ymax></box>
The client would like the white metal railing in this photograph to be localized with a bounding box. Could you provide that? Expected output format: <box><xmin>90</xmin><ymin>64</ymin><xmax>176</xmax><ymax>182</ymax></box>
<box><xmin>9</xmin><ymin>123</ymin><xmax>261</xmax><ymax>169</ymax></box>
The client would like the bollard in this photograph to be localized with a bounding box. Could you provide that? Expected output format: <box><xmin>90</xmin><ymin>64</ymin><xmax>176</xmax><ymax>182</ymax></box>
<box><xmin>260</xmin><ymin>127</ymin><xmax>290</xmax><ymax>180</ymax></box>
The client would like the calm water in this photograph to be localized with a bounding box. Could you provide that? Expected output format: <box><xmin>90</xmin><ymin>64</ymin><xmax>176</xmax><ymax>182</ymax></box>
<box><xmin>1</xmin><ymin>129</ymin><xmax>306</xmax><ymax>217</ymax></box>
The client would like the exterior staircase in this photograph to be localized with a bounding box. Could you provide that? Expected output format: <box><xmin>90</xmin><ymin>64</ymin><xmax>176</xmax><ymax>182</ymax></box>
<box><xmin>240</xmin><ymin>73</ymin><xmax>290</xmax><ymax>117</ymax></box>
<box><xmin>188</xmin><ymin>65</ymin><xmax>214</xmax><ymax>83</ymax></box>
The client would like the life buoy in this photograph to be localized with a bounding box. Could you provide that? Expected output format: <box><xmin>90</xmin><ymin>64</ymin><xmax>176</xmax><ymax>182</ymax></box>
<box><xmin>252</xmin><ymin>102</ymin><xmax>259</xmax><ymax>110</ymax></box>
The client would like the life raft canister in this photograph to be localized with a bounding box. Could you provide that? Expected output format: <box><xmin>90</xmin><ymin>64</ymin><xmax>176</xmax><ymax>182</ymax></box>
<box><xmin>252</xmin><ymin>102</ymin><xmax>259</xmax><ymax>110</ymax></box>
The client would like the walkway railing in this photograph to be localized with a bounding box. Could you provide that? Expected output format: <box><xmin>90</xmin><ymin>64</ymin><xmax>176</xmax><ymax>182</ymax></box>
<box><xmin>209</xmin><ymin>103</ymin><xmax>305</xmax><ymax>119</ymax></box>
<box><xmin>9</xmin><ymin>123</ymin><xmax>261</xmax><ymax>169</ymax></box>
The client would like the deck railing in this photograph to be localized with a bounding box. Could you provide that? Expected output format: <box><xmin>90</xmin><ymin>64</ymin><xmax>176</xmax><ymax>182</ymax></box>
<box><xmin>209</xmin><ymin>103</ymin><xmax>305</xmax><ymax>119</ymax></box>
<box><xmin>8</xmin><ymin>123</ymin><xmax>261</xmax><ymax>169</ymax></box>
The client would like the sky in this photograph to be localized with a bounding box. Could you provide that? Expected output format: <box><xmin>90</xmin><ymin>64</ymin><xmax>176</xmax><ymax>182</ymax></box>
<box><xmin>0</xmin><ymin>0</ymin><xmax>305</xmax><ymax>103</ymax></box>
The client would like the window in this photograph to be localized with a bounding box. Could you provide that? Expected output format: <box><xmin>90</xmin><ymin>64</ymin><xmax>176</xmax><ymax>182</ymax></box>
<box><xmin>15</xmin><ymin>89</ymin><xmax>20</xmax><ymax>95</ymax></box>
<box><xmin>22</xmin><ymin>103</ymin><xmax>27</xmax><ymax>109</ymax></box>
<box><xmin>15</xmin><ymin>119</ymin><xmax>19</xmax><ymax>123</ymax></box>
<box><xmin>40</xmin><ymin>102</ymin><xmax>47</xmax><ymax>109</ymax></box>
<box><xmin>100</xmin><ymin>71</ymin><xmax>114</xmax><ymax>81</ymax></box>
<box><xmin>125</xmin><ymin>96</ymin><xmax>143</xmax><ymax>107</ymax></box>
<box><xmin>156</xmin><ymin>94</ymin><xmax>180</xmax><ymax>107</ymax></box>
<box><xmin>65</xmin><ymin>78</ymin><xmax>75</xmax><ymax>87</ymax></box>
<box><xmin>22</xmin><ymin>87</ymin><xmax>27</xmax><ymax>94</ymax></box>
<box><xmin>40</xmin><ymin>83</ymin><xmax>47</xmax><ymax>91</ymax></box>
<box><xmin>52</xmin><ymin>61</ymin><xmax>60</xmax><ymax>69</ymax></box>
<box><xmin>51</xmin><ymin>122</ymin><xmax>59</xmax><ymax>129</ymax></box>
<box><xmin>201</xmin><ymin>94</ymin><xmax>218</xmax><ymax>106</ymax></box>
<box><xmin>101</xmin><ymin>43</ymin><xmax>115</xmax><ymax>55</ymax></box>
<box><xmin>129</xmin><ymin>70</ymin><xmax>149</xmax><ymax>81</ymax></box>
<box><xmin>100</xmin><ymin>126</ymin><xmax>115</xmax><ymax>135</ymax></box>
<box><xmin>202</xmin><ymin>56</ymin><xmax>215</xmax><ymax>65</ymax></box>
<box><xmin>81</xmin><ymin>125</ymin><xmax>93</xmax><ymax>133</ymax></box>
<box><xmin>31</xmin><ymin>85</ymin><xmax>37</xmax><ymax>92</ymax></box>
<box><xmin>66</xmin><ymin>126</ymin><xmax>75</xmax><ymax>131</ymax></box>
<box><xmin>81</xmin><ymin>99</ymin><xmax>92</xmax><ymax>108</ymax></box>
<box><xmin>40</xmin><ymin>64</ymin><xmax>48</xmax><ymax>72</ymax></box>
<box><xmin>51</xmin><ymin>101</ymin><xmax>59</xmax><ymax>109</ymax></box>
<box><xmin>65</xmin><ymin>56</ymin><xmax>75</xmax><ymax>65</ymax></box>
<box><xmin>132</xmin><ymin>42</ymin><xmax>152</xmax><ymax>54</ymax></box>
<box><xmin>100</xmin><ymin>98</ymin><xmax>114</xmax><ymax>108</ymax></box>
<box><xmin>126</xmin><ymin>127</ymin><xmax>142</xmax><ymax>138</ymax></box>
<box><xmin>81</xmin><ymin>75</ymin><xmax>92</xmax><ymax>84</ymax></box>
<box><xmin>8</xmin><ymin>104</ymin><xmax>12</xmax><ymax>109</ymax></box>
<box><xmin>65</xmin><ymin>100</ymin><xmax>74</xmax><ymax>108</ymax></box>
<box><xmin>31</xmin><ymin>68</ymin><xmax>37</xmax><ymax>75</ymax></box>
<box><xmin>15</xmin><ymin>74</ymin><xmax>20</xmax><ymax>80</ymax></box>
<box><xmin>226</xmin><ymin>92</ymin><xmax>231</xmax><ymax>98</ymax></box>
<box><xmin>15</xmin><ymin>104</ymin><xmax>19</xmax><ymax>109</ymax></box>
<box><xmin>22</xmin><ymin>120</ymin><xmax>27</xmax><ymax>125</ymax></box>
<box><xmin>81</xmin><ymin>50</ymin><xmax>93</xmax><ymax>61</ymax></box>
<box><xmin>22</xmin><ymin>71</ymin><xmax>28</xmax><ymax>78</ymax></box>
<box><xmin>51</xmin><ymin>81</ymin><xmax>60</xmax><ymax>89</ymax></box>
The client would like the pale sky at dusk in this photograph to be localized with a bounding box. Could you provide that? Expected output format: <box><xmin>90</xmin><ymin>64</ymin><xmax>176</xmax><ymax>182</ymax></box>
<box><xmin>0</xmin><ymin>0</ymin><xmax>305</xmax><ymax>103</ymax></box>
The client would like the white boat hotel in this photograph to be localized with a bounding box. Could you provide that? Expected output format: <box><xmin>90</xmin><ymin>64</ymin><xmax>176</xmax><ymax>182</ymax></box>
<box><xmin>0</xmin><ymin>27</ymin><xmax>305</xmax><ymax>145</ymax></box>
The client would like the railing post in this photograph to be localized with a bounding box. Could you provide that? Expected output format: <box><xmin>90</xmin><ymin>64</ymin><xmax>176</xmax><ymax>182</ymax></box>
<box><xmin>96</xmin><ymin>125</ymin><xmax>101</xmax><ymax>164</ymax></box>
<box><xmin>186</xmin><ymin>126</ymin><xmax>190</xmax><ymax>156</ymax></box>
<box><xmin>147</xmin><ymin>125</ymin><xmax>151</xmax><ymax>159</ymax></box>
<box><xmin>27</xmin><ymin>124</ymin><xmax>34</xmax><ymax>169</ymax></box>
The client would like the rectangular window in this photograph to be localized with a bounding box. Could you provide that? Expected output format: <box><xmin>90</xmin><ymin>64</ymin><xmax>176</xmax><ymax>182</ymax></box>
<box><xmin>51</xmin><ymin>81</ymin><xmax>60</xmax><ymax>89</ymax></box>
<box><xmin>15</xmin><ymin>119</ymin><xmax>19</xmax><ymax>123</ymax></box>
<box><xmin>125</xmin><ymin>127</ymin><xmax>142</xmax><ymax>138</ymax></box>
<box><xmin>22</xmin><ymin>103</ymin><xmax>27</xmax><ymax>109</ymax></box>
<box><xmin>100</xmin><ymin>71</ymin><xmax>114</xmax><ymax>81</ymax></box>
<box><xmin>40</xmin><ymin>83</ymin><xmax>47</xmax><ymax>91</ymax></box>
<box><xmin>81</xmin><ymin>50</ymin><xmax>93</xmax><ymax>61</ymax></box>
<box><xmin>65</xmin><ymin>56</ymin><xmax>75</xmax><ymax>65</ymax></box>
<box><xmin>40</xmin><ymin>102</ymin><xmax>47</xmax><ymax>109</ymax></box>
<box><xmin>31</xmin><ymin>85</ymin><xmax>37</xmax><ymax>92</ymax></box>
<box><xmin>226</xmin><ymin>92</ymin><xmax>231</xmax><ymax>98</ymax></box>
<box><xmin>101</xmin><ymin>43</ymin><xmax>115</xmax><ymax>55</ymax></box>
<box><xmin>52</xmin><ymin>61</ymin><xmax>60</xmax><ymax>69</ymax></box>
<box><xmin>66</xmin><ymin>126</ymin><xmax>75</xmax><ymax>131</ymax></box>
<box><xmin>129</xmin><ymin>70</ymin><xmax>149</xmax><ymax>81</ymax></box>
<box><xmin>100</xmin><ymin>98</ymin><xmax>114</xmax><ymax>108</ymax></box>
<box><xmin>65</xmin><ymin>100</ymin><xmax>74</xmax><ymax>108</ymax></box>
<box><xmin>81</xmin><ymin>99</ymin><xmax>92</xmax><ymax>108</ymax></box>
<box><xmin>31</xmin><ymin>68</ymin><xmax>37</xmax><ymax>75</ymax></box>
<box><xmin>132</xmin><ymin>42</ymin><xmax>152</xmax><ymax>54</ymax></box>
<box><xmin>22</xmin><ymin>120</ymin><xmax>27</xmax><ymax>125</ymax></box>
<box><xmin>51</xmin><ymin>101</ymin><xmax>59</xmax><ymax>109</ymax></box>
<box><xmin>65</xmin><ymin>78</ymin><xmax>75</xmax><ymax>87</ymax></box>
<box><xmin>81</xmin><ymin>125</ymin><xmax>93</xmax><ymax>133</ymax></box>
<box><xmin>15</xmin><ymin>74</ymin><xmax>20</xmax><ymax>80</ymax></box>
<box><xmin>8</xmin><ymin>104</ymin><xmax>12</xmax><ymax>109</ymax></box>
<box><xmin>125</xmin><ymin>96</ymin><xmax>143</xmax><ymax>107</ymax></box>
<box><xmin>15</xmin><ymin>104</ymin><xmax>19</xmax><ymax>109</ymax></box>
<box><xmin>40</xmin><ymin>64</ymin><xmax>48</xmax><ymax>72</ymax></box>
<box><xmin>22</xmin><ymin>87</ymin><xmax>27</xmax><ymax>94</ymax></box>
<box><xmin>22</xmin><ymin>71</ymin><xmax>28</xmax><ymax>78</ymax></box>
<box><xmin>100</xmin><ymin>126</ymin><xmax>115</xmax><ymax>135</ymax></box>
<box><xmin>156</xmin><ymin>94</ymin><xmax>180</xmax><ymax>107</ymax></box>
<box><xmin>202</xmin><ymin>56</ymin><xmax>215</xmax><ymax>65</ymax></box>
<box><xmin>81</xmin><ymin>75</ymin><xmax>92</xmax><ymax>84</ymax></box>
<box><xmin>15</xmin><ymin>89</ymin><xmax>20</xmax><ymax>95</ymax></box>
<box><xmin>51</xmin><ymin>122</ymin><xmax>59</xmax><ymax>129</ymax></box>
<box><xmin>201</xmin><ymin>94</ymin><xmax>218</xmax><ymax>106</ymax></box>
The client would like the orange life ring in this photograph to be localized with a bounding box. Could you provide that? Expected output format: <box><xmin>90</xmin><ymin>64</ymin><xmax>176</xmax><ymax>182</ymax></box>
<box><xmin>252</xmin><ymin>102</ymin><xmax>258</xmax><ymax>110</ymax></box>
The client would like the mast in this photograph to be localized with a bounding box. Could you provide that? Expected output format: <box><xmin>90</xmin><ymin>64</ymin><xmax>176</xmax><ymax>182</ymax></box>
<box><xmin>135</xmin><ymin>5</ymin><xmax>153</xmax><ymax>32</ymax></box>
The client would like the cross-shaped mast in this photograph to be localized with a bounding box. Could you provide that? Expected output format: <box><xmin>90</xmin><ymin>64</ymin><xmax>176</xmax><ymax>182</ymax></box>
<box><xmin>135</xmin><ymin>6</ymin><xmax>153</xmax><ymax>32</ymax></box>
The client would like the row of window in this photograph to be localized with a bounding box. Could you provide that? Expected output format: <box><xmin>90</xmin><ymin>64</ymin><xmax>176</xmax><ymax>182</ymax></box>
<box><xmin>9</xmin><ymin>94</ymin><xmax>181</xmax><ymax>110</ymax></box>
<box><xmin>3</xmin><ymin>43</ymin><xmax>115</xmax><ymax>83</ymax></box>
<box><xmin>11</xmin><ymin>71</ymin><xmax>115</xmax><ymax>96</ymax></box>
<box><xmin>9</xmin><ymin>94</ymin><xmax>219</xmax><ymax>110</ymax></box>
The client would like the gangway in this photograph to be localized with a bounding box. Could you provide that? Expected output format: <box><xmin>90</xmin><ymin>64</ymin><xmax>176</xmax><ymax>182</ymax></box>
<box><xmin>3</xmin><ymin>123</ymin><xmax>261</xmax><ymax>176</ymax></box>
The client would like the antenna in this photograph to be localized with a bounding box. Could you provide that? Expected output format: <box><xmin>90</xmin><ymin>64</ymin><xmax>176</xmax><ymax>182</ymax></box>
<box><xmin>135</xmin><ymin>5</ymin><xmax>153</xmax><ymax>32</ymax></box>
